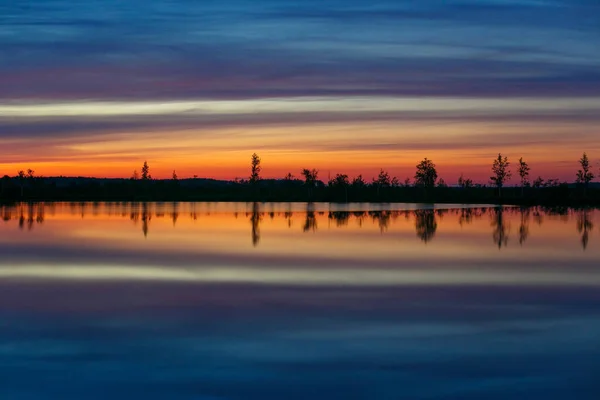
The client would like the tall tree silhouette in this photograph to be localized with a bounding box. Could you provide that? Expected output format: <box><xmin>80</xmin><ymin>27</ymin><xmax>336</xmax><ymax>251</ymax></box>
<box><xmin>490</xmin><ymin>153</ymin><xmax>511</xmax><ymax>197</ymax></box>
<box><xmin>141</xmin><ymin>161</ymin><xmax>151</xmax><ymax>180</ymax></box>
<box><xmin>301</xmin><ymin>168</ymin><xmax>319</xmax><ymax>198</ymax></box>
<box><xmin>576</xmin><ymin>152</ymin><xmax>594</xmax><ymax>196</ymax></box>
<box><xmin>250</xmin><ymin>153</ymin><xmax>261</xmax><ymax>184</ymax></box>
<box><xmin>17</xmin><ymin>170</ymin><xmax>26</xmax><ymax>197</ymax></box>
<box><xmin>414</xmin><ymin>158</ymin><xmax>438</xmax><ymax>187</ymax></box>
<box><xmin>518</xmin><ymin>157</ymin><xmax>530</xmax><ymax>196</ymax></box>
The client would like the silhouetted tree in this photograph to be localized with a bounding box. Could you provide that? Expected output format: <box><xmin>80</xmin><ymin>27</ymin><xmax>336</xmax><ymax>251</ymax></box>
<box><xmin>17</xmin><ymin>170</ymin><xmax>26</xmax><ymax>197</ymax></box>
<box><xmin>301</xmin><ymin>168</ymin><xmax>319</xmax><ymax>198</ymax></box>
<box><xmin>414</xmin><ymin>158</ymin><xmax>438</xmax><ymax>187</ymax></box>
<box><xmin>576</xmin><ymin>152</ymin><xmax>594</xmax><ymax>196</ymax></box>
<box><xmin>533</xmin><ymin>176</ymin><xmax>544</xmax><ymax>189</ymax></box>
<box><xmin>391</xmin><ymin>176</ymin><xmax>400</xmax><ymax>187</ymax></box>
<box><xmin>437</xmin><ymin>178</ymin><xmax>448</xmax><ymax>188</ymax></box>
<box><xmin>328</xmin><ymin>173</ymin><xmax>349</xmax><ymax>188</ymax></box>
<box><xmin>328</xmin><ymin>173</ymin><xmax>349</xmax><ymax>202</ymax></box>
<box><xmin>373</xmin><ymin>169</ymin><xmax>391</xmax><ymax>196</ymax></box>
<box><xmin>283</xmin><ymin>172</ymin><xmax>295</xmax><ymax>181</ymax></box>
<box><xmin>518</xmin><ymin>157</ymin><xmax>530</xmax><ymax>196</ymax></box>
<box><xmin>141</xmin><ymin>161</ymin><xmax>151</xmax><ymax>180</ymax></box>
<box><xmin>403</xmin><ymin>177</ymin><xmax>412</xmax><ymax>187</ymax></box>
<box><xmin>352</xmin><ymin>175</ymin><xmax>367</xmax><ymax>188</ymax></box>
<box><xmin>131</xmin><ymin>170</ymin><xmax>140</xmax><ymax>180</ymax></box>
<box><xmin>172</xmin><ymin>170</ymin><xmax>178</xmax><ymax>181</ymax></box>
<box><xmin>415</xmin><ymin>209</ymin><xmax>437</xmax><ymax>243</ymax></box>
<box><xmin>490</xmin><ymin>153</ymin><xmax>511</xmax><ymax>197</ymax></box>
<box><xmin>458</xmin><ymin>174</ymin><xmax>473</xmax><ymax>189</ymax></box>
<box><xmin>250</xmin><ymin>153</ymin><xmax>261</xmax><ymax>184</ymax></box>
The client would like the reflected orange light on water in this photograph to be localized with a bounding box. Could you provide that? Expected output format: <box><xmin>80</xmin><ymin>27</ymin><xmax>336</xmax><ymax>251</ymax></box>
<box><xmin>0</xmin><ymin>203</ymin><xmax>598</xmax><ymax>286</ymax></box>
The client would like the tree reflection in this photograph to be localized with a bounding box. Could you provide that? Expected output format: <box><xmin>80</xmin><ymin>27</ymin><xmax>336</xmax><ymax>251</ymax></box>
<box><xmin>491</xmin><ymin>207</ymin><xmax>509</xmax><ymax>249</ymax></box>
<box><xmin>329</xmin><ymin>211</ymin><xmax>350</xmax><ymax>227</ymax></box>
<box><xmin>250</xmin><ymin>202</ymin><xmax>262</xmax><ymax>246</ymax></box>
<box><xmin>141</xmin><ymin>202</ymin><xmax>151</xmax><ymax>238</ymax></box>
<box><xmin>303</xmin><ymin>203</ymin><xmax>317</xmax><ymax>232</ymax></box>
<box><xmin>458</xmin><ymin>208</ymin><xmax>474</xmax><ymax>226</ymax></box>
<box><xmin>519</xmin><ymin>208</ymin><xmax>530</xmax><ymax>246</ymax></box>
<box><xmin>369</xmin><ymin>210</ymin><xmax>392</xmax><ymax>233</ymax></box>
<box><xmin>171</xmin><ymin>202</ymin><xmax>179</xmax><ymax>226</ymax></box>
<box><xmin>576</xmin><ymin>209</ymin><xmax>594</xmax><ymax>250</ymax></box>
<box><xmin>414</xmin><ymin>209</ymin><xmax>437</xmax><ymax>243</ymax></box>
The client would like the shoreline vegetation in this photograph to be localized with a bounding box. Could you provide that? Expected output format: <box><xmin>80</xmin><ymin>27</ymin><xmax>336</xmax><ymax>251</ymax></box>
<box><xmin>1</xmin><ymin>153</ymin><xmax>599</xmax><ymax>206</ymax></box>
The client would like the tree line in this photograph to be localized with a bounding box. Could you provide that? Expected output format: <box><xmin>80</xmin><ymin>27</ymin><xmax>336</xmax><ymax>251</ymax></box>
<box><xmin>1</xmin><ymin>152</ymin><xmax>597</xmax><ymax>205</ymax></box>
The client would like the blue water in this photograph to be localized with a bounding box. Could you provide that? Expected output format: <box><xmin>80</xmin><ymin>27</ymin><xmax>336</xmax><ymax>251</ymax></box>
<box><xmin>1</xmin><ymin>203</ymin><xmax>599</xmax><ymax>399</ymax></box>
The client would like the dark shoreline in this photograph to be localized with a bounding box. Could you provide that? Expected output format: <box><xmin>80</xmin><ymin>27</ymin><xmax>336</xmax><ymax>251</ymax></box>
<box><xmin>1</xmin><ymin>176</ymin><xmax>599</xmax><ymax>206</ymax></box>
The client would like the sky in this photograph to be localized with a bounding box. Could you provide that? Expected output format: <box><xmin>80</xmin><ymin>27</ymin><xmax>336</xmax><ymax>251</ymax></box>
<box><xmin>1</xmin><ymin>0</ymin><xmax>599</xmax><ymax>182</ymax></box>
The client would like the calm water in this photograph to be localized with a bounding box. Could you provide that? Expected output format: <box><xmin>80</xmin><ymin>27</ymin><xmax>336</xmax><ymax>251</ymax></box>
<box><xmin>1</xmin><ymin>202</ymin><xmax>599</xmax><ymax>399</ymax></box>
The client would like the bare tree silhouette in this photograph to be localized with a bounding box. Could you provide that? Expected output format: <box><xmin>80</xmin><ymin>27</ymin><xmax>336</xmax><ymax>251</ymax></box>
<box><xmin>491</xmin><ymin>154</ymin><xmax>511</xmax><ymax>197</ymax></box>
<box><xmin>576</xmin><ymin>153</ymin><xmax>594</xmax><ymax>197</ymax></box>
<box><xmin>518</xmin><ymin>158</ymin><xmax>530</xmax><ymax>197</ymax></box>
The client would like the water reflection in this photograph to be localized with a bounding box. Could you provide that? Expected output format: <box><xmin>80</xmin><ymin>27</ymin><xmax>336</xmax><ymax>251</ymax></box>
<box><xmin>250</xmin><ymin>201</ymin><xmax>262</xmax><ymax>246</ymax></box>
<box><xmin>491</xmin><ymin>207</ymin><xmax>510</xmax><ymax>249</ymax></box>
<box><xmin>519</xmin><ymin>208</ymin><xmax>530</xmax><ymax>246</ymax></box>
<box><xmin>577</xmin><ymin>209</ymin><xmax>594</xmax><ymax>250</ymax></box>
<box><xmin>0</xmin><ymin>203</ymin><xmax>598</xmax><ymax>251</ymax></box>
<box><xmin>1</xmin><ymin>202</ymin><xmax>600</xmax><ymax>399</ymax></box>
<box><xmin>415</xmin><ymin>209</ymin><xmax>437</xmax><ymax>243</ymax></box>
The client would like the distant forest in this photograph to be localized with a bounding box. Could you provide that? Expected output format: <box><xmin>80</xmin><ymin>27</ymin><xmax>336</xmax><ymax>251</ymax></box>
<box><xmin>1</xmin><ymin>153</ymin><xmax>599</xmax><ymax>205</ymax></box>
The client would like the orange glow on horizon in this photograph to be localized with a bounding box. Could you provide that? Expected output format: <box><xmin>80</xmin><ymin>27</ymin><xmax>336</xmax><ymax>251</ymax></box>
<box><xmin>1</xmin><ymin>120</ymin><xmax>598</xmax><ymax>184</ymax></box>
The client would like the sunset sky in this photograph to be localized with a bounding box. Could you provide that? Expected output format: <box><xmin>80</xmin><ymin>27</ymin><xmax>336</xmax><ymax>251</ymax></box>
<box><xmin>1</xmin><ymin>0</ymin><xmax>599</xmax><ymax>183</ymax></box>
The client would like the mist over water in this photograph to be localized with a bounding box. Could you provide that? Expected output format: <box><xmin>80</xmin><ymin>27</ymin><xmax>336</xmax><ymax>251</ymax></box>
<box><xmin>1</xmin><ymin>202</ymin><xmax>599</xmax><ymax>399</ymax></box>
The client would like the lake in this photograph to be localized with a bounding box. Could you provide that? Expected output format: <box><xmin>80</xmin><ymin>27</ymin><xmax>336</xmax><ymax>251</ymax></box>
<box><xmin>0</xmin><ymin>202</ymin><xmax>599</xmax><ymax>399</ymax></box>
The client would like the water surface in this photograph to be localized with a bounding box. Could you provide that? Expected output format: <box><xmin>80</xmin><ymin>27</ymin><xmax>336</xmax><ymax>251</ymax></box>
<box><xmin>1</xmin><ymin>202</ymin><xmax>599</xmax><ymax>399</ymax></box>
